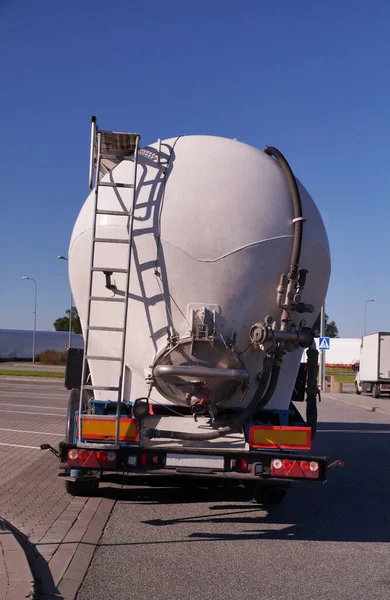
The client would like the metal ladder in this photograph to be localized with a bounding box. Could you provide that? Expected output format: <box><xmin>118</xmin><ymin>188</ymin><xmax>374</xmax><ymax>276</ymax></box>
<box><xmin>78</xmin><ymin>116</ymin><xmax>141</xmax><ymax>447</ymax></box>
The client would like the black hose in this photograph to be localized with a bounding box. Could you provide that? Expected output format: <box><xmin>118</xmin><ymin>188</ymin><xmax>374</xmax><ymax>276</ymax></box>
<box><xmin>264</xmin><ymin>146</ymin><xmax>304</xmax><ymax>281</ymax></box>
<box><xmin>143</xmin><ymin>356</ymin><xmax>279</xmax><ymax>441</ymax></box>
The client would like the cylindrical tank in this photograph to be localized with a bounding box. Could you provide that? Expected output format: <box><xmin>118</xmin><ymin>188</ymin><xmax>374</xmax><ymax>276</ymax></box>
<box><xmin>69</xmin><ymin>135</ymin><xmax>330</xmax><ymax>411</ymax></box>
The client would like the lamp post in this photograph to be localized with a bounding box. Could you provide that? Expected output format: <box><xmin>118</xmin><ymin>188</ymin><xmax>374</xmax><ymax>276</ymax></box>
<box><xmin>58</xmin><ymin>256</ymin><xmax>72</xmax><ymax>348</ymax></box>
<box><xmin>364</xmin><ymin>299</ymin><xmax>374</xmax><ymax>336</ymax></box>
<box><xmin>21</xmin><ymin>276</ymin><xmax>37</xmax><ymax>363</ymax></box>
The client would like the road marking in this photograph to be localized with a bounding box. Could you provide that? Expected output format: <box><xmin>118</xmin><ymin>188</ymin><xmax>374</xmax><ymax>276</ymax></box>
<box><xmin>0</xmin><ymin>402</ymin><xmax>66</xmax><ymax>410</ymax></box>
<box><xmin>326</xmin><ymin>395</ymin><xmax>390</xmax><ymax>417</ymax></box>
<box><xmin>0</xmin><ymin>427</ymin><xmax>63</xmax><ymax>436</ymax></box>
<box><xmin>0</xmin><ymin>442</ymin><xmax>40</xmax><ymax>449</ymax></box>
<box><xmin>319</xmin><ymin>429</ymin><xmax>390</xmax><ymax>433</ymax></box>
<box><xmin>0</xmin><ymin>393</ymin><xmax>67</xmax><ymax>399</ymax></box>
<box><xmin>0</xmin><ymin>409</ymin><xmax>65</xmax><ymax>417</ymax></box>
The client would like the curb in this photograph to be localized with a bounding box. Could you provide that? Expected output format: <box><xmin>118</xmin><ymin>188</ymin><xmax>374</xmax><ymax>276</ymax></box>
<box><xmin>0</xmin><ymin>518</ymin><xmax>35</xmax><ymax>600</ymax></box>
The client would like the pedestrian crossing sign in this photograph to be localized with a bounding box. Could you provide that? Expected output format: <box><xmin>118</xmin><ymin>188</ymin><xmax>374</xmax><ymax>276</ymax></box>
<box><xmin>319</xmin><ymin>337</ymin><xmax>330</xmax><ymax>350</ymax></box>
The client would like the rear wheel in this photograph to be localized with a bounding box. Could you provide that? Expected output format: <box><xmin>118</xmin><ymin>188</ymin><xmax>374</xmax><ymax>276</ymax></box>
<box><xmin>65</xmin><ymin>479</ymin><xmax>99</xmax><ymax>496</ymax></box>
<box><xmin>251</xmin><ymin>484</ymin><xmax>287</xmax><ymax>505</ymax></box>
<box><xmin>372</xmin><ymin>384</ymin><xmax>380</xmax><ymax>399</ymax></box>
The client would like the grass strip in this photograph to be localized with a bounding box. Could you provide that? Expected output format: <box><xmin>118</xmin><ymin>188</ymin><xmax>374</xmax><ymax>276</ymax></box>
<box><xmin>0</xmin><ymin>370</ymin><xmax>64</xmax><ymax>378</ymax></box>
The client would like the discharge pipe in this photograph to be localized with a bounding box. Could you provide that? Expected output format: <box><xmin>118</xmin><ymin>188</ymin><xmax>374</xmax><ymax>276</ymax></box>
<box><xmin>143</xmin><ymin>354</ymin><xmax>280</xmax><ymax>441</ymax></box>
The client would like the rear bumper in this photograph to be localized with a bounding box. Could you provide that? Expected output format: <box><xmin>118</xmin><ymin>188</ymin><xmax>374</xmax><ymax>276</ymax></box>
<box><xmin>59</xmin><ymin>442</ymin><xmax>330</xmax><ymax>483</ymax></box>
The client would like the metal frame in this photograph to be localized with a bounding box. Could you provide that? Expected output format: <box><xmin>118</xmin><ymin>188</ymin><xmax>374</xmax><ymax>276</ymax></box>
<box><xmin>58</xmin><ymin>441</ymin><xmax>331</xmax><ymax>483</ymax></box>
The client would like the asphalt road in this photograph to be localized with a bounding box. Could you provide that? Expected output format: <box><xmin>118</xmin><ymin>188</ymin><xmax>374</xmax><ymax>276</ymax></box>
<box><xmin>78</xmin><ymin>395</ymin><xmax>390</xmax><ymax>600</ymax></box>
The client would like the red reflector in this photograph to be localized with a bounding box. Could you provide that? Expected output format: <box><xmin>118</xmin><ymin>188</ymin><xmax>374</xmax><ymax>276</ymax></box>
<box><xmin>240</xmin><ymin>459</ymin><xmax>248</xmax><ymax>472</ymax></box>
<box><xmin>152</xmin><ymin>455</ymin><xmax>159</xmax><ymax>464</ymax></box>
<box><xmin>141</xmin><ymin>453</ymin><xmax>148</xmax><ymax>466</ymax></box>
<box><xmin>82</xmin><ymin>451</ymin><xmax>101</xmax><ymax>468</ymax></box>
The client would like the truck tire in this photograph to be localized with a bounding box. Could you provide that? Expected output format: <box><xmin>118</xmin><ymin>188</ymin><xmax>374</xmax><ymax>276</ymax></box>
<box><xmin>251</xmin><ymin>484</ymin><xmax>287</xmax><ymax>505</ymax></box>
<box><xmin>372</xmin><ymin>384</ymin><xmax>380</xmax><ymax>399</ymax></box>
<box><xmin>355</xmin><ymin>382</ymin><xmax>361</xmax><ymax>395</ymax></box>
<box><xmin>65</xmin><ymin>479</ymin><xmax>99</xmax><ymax>496</ymax></box>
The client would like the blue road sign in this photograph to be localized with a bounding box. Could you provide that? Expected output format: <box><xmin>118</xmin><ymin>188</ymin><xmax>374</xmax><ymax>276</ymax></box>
<box><xmin>319</xmin><ymin>337</ymin><xmax>330</xmax><ymax>350</ymax></box>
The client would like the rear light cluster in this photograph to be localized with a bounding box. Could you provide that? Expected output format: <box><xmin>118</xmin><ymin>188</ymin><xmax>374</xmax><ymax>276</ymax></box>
<box><xmin>67</xmin><ymin>449</ymin><xmax>117</xmax><ymax>468</ymax></box>
<box><xmin>126</xmin><ymin>453</ymin><xmax>164</xmax><ymax>468</ymax></box>
<box><xmin>271</xmin><ymin>458</ymin><xmax>320</xmax><ymax>479</ymax></box>
<box><xmin>230</xmin><ymin>458</ymin><xmax>248</xmax><ymax>472</ymax></box>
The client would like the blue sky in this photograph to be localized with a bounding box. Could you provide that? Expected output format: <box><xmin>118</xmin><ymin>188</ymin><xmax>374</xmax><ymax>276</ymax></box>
<box><xmin>1</xmin><ymin>0</ymin><xmax>389</xmax><ymax>338</ymax></box>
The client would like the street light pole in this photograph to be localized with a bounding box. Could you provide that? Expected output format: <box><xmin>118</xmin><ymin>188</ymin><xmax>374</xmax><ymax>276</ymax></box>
<box><xmin>364</xmin><ymin>299</ymin><xmax>374</xmax><ymax>336</ymax></box>
<box><xmin>58</xmin><ymin>256</ymin><xmax>72</xmax><ymax>348</ymax></box>
<box><xmin>21</xmin><ymin>277</ymin><xmax>37</xmax><ymax>363</ymax></box>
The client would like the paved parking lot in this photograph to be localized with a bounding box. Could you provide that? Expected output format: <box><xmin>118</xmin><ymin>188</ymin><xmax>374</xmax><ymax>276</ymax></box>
<box><xmin>78</xmin><ymin>393</ymin><xmax>390</xmax><ymax>600</ymax></box>
<box><xmin>0</xmin><ymin>378</ymin><xmax>116</xmax><ymax>599</ymax></box>
<box><xmin>2</xmin><ymin>378</ymin><xmax>390</xmax><ymax>599</ymax></box>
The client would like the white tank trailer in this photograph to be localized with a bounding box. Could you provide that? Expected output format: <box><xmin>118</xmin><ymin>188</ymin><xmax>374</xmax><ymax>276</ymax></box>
<box><xmin>53</xmin><ymin>118</ymin><xmax>342</xmax><ymax>501</ymax></box>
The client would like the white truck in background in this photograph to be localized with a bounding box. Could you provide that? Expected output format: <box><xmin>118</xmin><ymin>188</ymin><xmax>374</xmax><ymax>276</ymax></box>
<box><xmin>355</xmin><ymin>333</ymin><xmax>390</xmax><ymax>398</ymax></box>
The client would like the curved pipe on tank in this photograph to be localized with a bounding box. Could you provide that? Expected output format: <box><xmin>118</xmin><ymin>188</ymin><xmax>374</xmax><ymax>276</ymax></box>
<box><xmin>144</xmin><ymin>355</ymin><xmax>280</xmax><ymax>441</ymax></box>
<box><xmin>153</xmin><ymin>365</ymin><xmax>249</xmax><ymax>382</ymax></box>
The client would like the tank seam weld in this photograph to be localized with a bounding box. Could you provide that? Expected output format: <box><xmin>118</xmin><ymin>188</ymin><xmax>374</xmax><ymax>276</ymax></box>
<box><xmin>160</xmin><ymin>236</ymin><xmax>329</xmax><ymax>262</ymax></box>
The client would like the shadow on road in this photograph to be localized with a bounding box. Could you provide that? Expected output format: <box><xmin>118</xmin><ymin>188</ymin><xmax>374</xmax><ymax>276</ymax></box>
<box><xmin>95</xmin><ymin>421</ymin><xmax>390</xmax><ymax>545</ymax></box>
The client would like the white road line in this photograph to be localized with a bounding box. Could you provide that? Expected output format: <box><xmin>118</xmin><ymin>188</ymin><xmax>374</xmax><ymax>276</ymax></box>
<box><xmin>0</xmin><ymin>442</ymin><xmax>40</xmax><ymax>449</ymax></box>
<box><xmin>0</xmin><ymin>409</ymin><xmax>65</xmax><ymax>417</ymax></box>
<box><xmin>0</xmin><ymin>402</ymin><xmax>66</xmax><ymax>410</ymax></box>
<box><xmin>0</xmin><ymin>401</ymin><xmax>66</xmax><ymax>410</ymax></box>
<box><xmin>0</xmin><ymin>427</ymin><xmax>63</xmax><ymax>436</ymax></box>
<box><xmin>319</xmin><ymin>429</ymin><xmax>390</xmax><ymax>433</ymax></box>
<box><xmin>0</xmin><ymin>394</ymin><xmax>67</xmax><ymax>399</ymax></box>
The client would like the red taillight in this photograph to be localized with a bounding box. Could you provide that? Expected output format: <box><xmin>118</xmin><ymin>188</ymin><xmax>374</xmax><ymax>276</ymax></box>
<box><xmin>230</xmin><ymin>459</ymin><xmax>248</xmax><ymax>472</ymax></box>
<box><xmin>141</xmin><ymin>453</ymin><xmax>148</xmax><ymax>466</ymax></box>
<box><xmin>270</xmin><ymin>458</ymin><xmax>320</xmax><ymax>480</ymax></box>
<box><xmin>67</xmin><ymin>449</ymin><xmax>117</xmax><ymax>468</ymax></box>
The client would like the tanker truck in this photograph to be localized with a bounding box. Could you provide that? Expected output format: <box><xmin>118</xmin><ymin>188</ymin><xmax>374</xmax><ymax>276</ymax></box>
<box><xmin>42</xmin><ymin>117</ymin><xmax>342</xmax><ymax>503</ymax></box>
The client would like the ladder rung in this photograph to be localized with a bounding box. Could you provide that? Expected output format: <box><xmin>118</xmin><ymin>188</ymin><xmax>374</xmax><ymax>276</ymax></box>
<box><xmin>101</xmin><ymin>153</ymin><xmax>135</xmax><ymax>160</ymax></box>
<box><xmin>85</xmin><ymin>355</ymin><xmax>122</xmax><ymax>361</ymax></box>
<box><xmin>90</xmin><ymin>296</ymin><xmax>125</xmax><ymax>303</ymax></box>
<box><xmin>93</xmin><ymin>238</ymin><xmax>129</xmax><ymax>244</ymax></box>
<box><xmin>83</xmin><ymin>385</ymin><xmax>120</xmax><ymax>391</ymax></box>
<box><xmin>98</xmin><ymin>181</ymin><xmax>134</xmax><ymax>188</ymax></box>
<box><xmin>91</xmin><ymin>267</ymin><xmax>128</xmax><ymax>273</ymax></box>
<box><xmin>96</xmin><ymin>209</ymin><xmax>131</xmax><ymax>216</ymax></box>
<box><xmin>87</xmin><ymin>326</ymin><xmax>125</xmax><ymax>332</ymax></box>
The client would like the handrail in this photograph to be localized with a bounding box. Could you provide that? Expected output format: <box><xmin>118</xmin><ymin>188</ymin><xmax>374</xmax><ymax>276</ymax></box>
<box><xmin>88</xmin><ymin>116</ymin><xmax>97</xmax><ymax>190</ymax></box>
